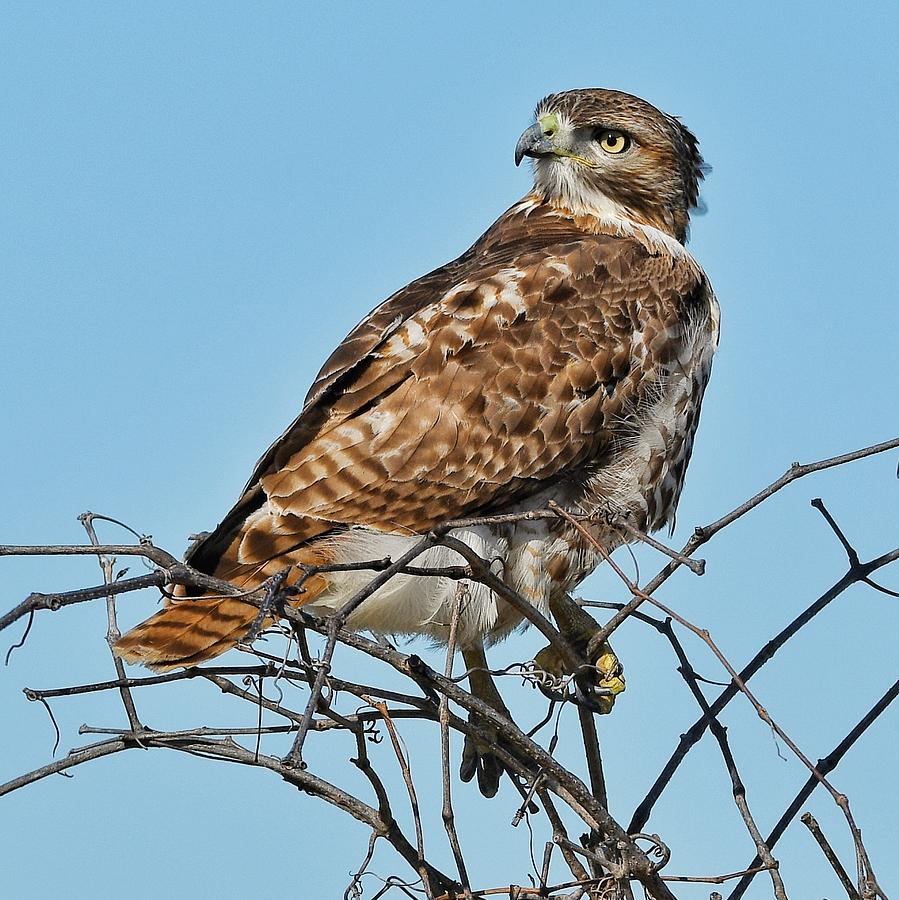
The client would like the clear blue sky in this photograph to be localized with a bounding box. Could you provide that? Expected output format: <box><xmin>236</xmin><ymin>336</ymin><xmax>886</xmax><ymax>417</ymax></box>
<box><xmin>2</xmin><ymin>2</ymin><xmax>897</xmax><ymax>897</ymax></box>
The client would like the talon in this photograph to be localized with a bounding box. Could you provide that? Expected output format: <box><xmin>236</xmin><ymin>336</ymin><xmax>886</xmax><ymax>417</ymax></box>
<box><xmin>591</xmin><ymin>640</ymin><xmax>626</xmax><ymax>715</ymax></box>
<box><xmin>573</xmin><ymin>674</ymin><xmax>613</xmax><ymax>714</ymax></box>
<box><xmin>460</xmin><ymin>642</ymin><xmax>512</xmax><ymax>798</ymax></box>
<box><xmin>460</xmin><ymin>736</ymin><xmax>479</xmax><ymax>783</ymax></box>
<box><xmin>460</xmin><ymin>721</ymin><xmax>503</xmax><ymax>797</ymax></box>
<box><xmin>533</xmin><ymin>637</ymin><xmax>625</xmax><ymax>714</ymax></box>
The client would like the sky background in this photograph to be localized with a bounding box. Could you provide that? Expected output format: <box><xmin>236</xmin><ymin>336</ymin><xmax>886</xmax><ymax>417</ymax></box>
<box><xmin>1</xmin><ymin>2</ymin><xmax>897</xmax><ymax>897</ymax></box>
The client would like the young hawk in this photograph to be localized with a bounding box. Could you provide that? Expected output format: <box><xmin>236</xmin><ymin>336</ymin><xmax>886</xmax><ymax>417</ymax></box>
<box><xmin>117</xmin><ymin>88</ymin><xmax>718</xmax><ymax>792</ymax></box>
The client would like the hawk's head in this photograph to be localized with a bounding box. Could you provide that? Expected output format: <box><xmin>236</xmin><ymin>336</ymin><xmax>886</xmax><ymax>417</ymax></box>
<box><xmin>516</xmin><ymin>89</ymin><xmax>705</xmax><ymax>243</ymax></box>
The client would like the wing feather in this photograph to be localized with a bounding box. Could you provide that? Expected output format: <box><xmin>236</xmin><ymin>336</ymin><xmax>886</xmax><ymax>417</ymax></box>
<box><xmin>188</xmin><ymin>200</ymin><xmax>710</xmax><ymax>579</ymax></box>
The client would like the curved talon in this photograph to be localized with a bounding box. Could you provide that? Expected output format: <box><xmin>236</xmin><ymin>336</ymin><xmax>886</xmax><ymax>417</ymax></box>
<box><xmin>591</xmin><ymin>642</ymin><xmax>626</xmax><ymax>714</ymax></box>
<box><xmin>459</xmin><ymin>641</ymin><xmax>512</xmax><ymax>798</ymax></box>
<box><xmin>573</xmin><ymin>673</ymin><xmax>613</xmax><ymax>713</ymax></box>
<box><xmin>459</xmin><ymin>736</ymin><xmax>479</xmax><ymax>783</ymax></box>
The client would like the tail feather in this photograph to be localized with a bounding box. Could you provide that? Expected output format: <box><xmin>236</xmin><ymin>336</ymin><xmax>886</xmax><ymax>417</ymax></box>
<box><xmin>114</xmin><ymin>596</ymin><xmax>265</xmax><ymax>672</ymax></box>
<box><xmin>115</xmin><ymin>501</ymin><xmax>337</xmax><ymax>671</ymax></box>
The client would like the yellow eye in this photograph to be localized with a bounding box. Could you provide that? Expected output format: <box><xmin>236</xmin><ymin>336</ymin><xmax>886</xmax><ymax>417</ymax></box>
<box><xmin>595</xmin><ymin>130</ymin><xmax>630</xmax><ymax>154</ymax></box>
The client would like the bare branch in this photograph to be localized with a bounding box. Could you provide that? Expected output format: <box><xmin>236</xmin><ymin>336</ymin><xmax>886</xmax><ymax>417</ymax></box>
<box><xmin>801</xmin><ymin>813</ymin><xmax>861</xmax><ymax>900</ymax></box>
<box><xmin>589</xmin><ymin>436</ymin><xmax>899</xmax><ymax>646</ymax></box>
<box><xmin>729</xmin><ymin>675</ymin><xmax>899</xmax><ymax>899</ymax></box>
<box><xmin>79</xmin><ymin>512</ymin><xmax>144</xmax><ymax>737</ymax></box>
<box><xmin>0</xmin><ymin>738</ymin><xmax>130</xmax><ymax>795</ymax></box>
<box><xmin>439</xmin><ymin>590</ymin><xmax>472</xmax><ymax>897</ymax></box>
<box><xmin>658</xmin><ymin>616</ymin><xmax>787</xmax><ymax>898</ymax></box>
<box><xmin>4</xmin><ymin>437</ymin><xmax>897</xmax><ymax>898</ymax></box>
<box><xmin>631</xmin><ymin>543</ymin><xmax>899</xmax><ymax>833</ymax></box>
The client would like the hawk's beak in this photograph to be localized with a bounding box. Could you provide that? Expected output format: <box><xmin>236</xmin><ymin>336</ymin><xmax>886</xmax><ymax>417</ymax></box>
<box><xmin>515</xmin><ymin>123</ymin><xmax>555</xmax><ymax>166</ymax></box>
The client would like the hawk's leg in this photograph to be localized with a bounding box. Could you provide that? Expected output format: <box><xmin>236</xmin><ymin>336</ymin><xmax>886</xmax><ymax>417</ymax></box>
<box><xmin>535</xmin><ymin>593</ymin><xmax>626</xmax><ymax>714</ymax></box>
<box><xmin>459</xmin><ymin>640</ymin><xmax>511</xmax><ymax>798</ymax></box>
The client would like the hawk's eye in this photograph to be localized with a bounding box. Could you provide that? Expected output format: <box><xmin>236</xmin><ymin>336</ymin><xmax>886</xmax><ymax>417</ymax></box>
<box><xmin>594</xmin><ymin>130</ymin><xmax>630</xmax><ymax>154</ymax></box>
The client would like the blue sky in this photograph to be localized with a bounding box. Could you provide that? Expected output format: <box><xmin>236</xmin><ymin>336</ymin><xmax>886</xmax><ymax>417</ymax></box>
<box><xmin>2</xmin><ymin>2</ymin><xmax>897</xmax><ymax>897</ymax></box>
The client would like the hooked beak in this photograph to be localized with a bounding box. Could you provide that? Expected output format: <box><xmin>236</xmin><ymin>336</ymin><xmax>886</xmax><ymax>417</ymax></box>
<box><xmin>515</xmin><ymin>123</ymin><xmax>556</xmax><ymax>166</ymax></box>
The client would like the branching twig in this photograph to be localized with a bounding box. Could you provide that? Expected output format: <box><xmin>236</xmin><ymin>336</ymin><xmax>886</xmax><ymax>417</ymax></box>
<box><xmin>729</xmin><ymin>675</ymin><xmax>899</xmax><ymax>899</ymax></box>
<box><xmin>631</xmin><ymin>545</ymin><xmax>899</xmax><ymax>833</ymax></box>
<box><xmin>801</xmin><ymin>813</ymin><xmax>861</xmax><ymax>900</ymax></box>
<box><xmin>439</xmin><ymin>589</ymin><xmax>472</xmax><ymax>898</ymax></box>
<box><xmin>553</xmin><ymin>499</ymin><xmax>890</xmax><ymax>896</ymax></box>
<box><xmin>3</xmin><ymin>438</ymin><xmax>897</xmax><ymax>899</ymax></box>
<box><xmin>79</xmin><ymin>513</ymin><xmax>145</xmax><ymax>738</ymax></box>
<box><xmin>585</xmin><ymin>436</ymin><xmax>899</xmax><ymax>650</ymax></box>
<box><xmin>658</xmin><ymin>617</ymin><xmax>787</xmax><ymax>899</ymax></box>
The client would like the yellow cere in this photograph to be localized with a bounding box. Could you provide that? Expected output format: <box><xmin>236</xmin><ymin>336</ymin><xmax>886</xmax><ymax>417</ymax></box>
<box><xmin>538</xmin><ymin>113</ymin><xmax>559</xmax><ymax>136</ymax></box>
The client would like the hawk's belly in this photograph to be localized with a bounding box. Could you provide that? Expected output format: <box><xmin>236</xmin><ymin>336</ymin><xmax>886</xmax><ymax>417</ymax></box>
<box><xmin>304</xmin><ymin>512</ymin><xmax>594</xmax><ymax>648</ymax></box>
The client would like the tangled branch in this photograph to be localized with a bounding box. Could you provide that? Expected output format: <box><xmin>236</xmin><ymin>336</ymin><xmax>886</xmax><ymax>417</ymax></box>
<box><xmin>2</xmin><ymin>437</ymin><xmax>897</xmax><ymax>899</ymax></box>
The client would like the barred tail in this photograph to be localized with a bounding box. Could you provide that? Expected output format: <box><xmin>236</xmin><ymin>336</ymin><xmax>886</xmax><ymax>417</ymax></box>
<box><xmin>115</xmin><ymin>498</ymin><xmax>336</xmax><ymax>671</ymax></box>
<box><xmin>114</xmin><ymin>595</ymin><xmax>265</xmax><ymax>672</ymax></box>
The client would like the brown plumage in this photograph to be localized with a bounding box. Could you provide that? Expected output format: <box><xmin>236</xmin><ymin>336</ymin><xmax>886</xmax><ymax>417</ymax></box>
<box><xmin>116</xmin><ymin>88</ymin><xmax>718</xmax><ymax>673</ymax></box>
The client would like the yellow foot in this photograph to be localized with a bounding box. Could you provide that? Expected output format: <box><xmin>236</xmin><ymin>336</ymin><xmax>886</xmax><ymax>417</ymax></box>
<box><xmin>534</xmin><ymin>637</ymin><xmax>625</xmax><ymax>714</ymax></box>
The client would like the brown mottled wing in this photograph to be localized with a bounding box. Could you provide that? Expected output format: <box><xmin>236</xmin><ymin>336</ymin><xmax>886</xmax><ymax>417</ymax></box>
<box><xmin>189</xmin><ymin>204</ymin><xmax>706</xmax><ymax>579</ymax></box>
<box><xmin>239</xmin><ymin>199</ymin><xmax>609</xmax><ymax>495</ymax></box>
<box><xmin>265</xmin><ymin>247</ymin><xmax>702</xmax><ymax>525</ymax></box>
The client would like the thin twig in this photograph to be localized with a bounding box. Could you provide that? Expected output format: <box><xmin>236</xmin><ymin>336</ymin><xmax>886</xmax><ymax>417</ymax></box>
<box><xmin>367</xmin><ymin>699</ymin><xmax>432</xmax><ymax>898</ymax></box>
<box><xmin>0</xmin><ymin>738</ymin><xmax>129</xmax><ymax>795</ymax></box>
<box><xmin>0</xmin><ymin>572</ymin><xmax>167</xmax><ymax>634</ymax></box>
<box><xmin>554</xmin><ymin>499</ymin><xmax>885</xmax><ymax>896</ymax></box>
<box><xmin>612</xmin><ymin>520</ymin><xmax>705</xmax><ymax>575</ymax></box>
<box><xmin>287</xmin><ymin>609</ymin><xmax>676</xmax><ymax>900</ymax></box>
<box><xmin>631</xmin><ymin>544</ymin><xmax>899</xmax><ymax>832</ymax></box>
<box><xmin>586</xmin><ymin>436</ymin><xmax>899</xmax><ymax>648</ymax></box>
<box><xmin>284</xmin><ymin>532</ymin><xmax>445</xmax><ymax>768</ymax></box>
<box><xmin>345</xmin><ymin>832</ymin><xmax>380</xmax><ymax>900</ymax></box>
<box><xmin>801</xmin><ymin>813</ymin><xmax>861</xmax><ymax>900</ymax></box>
<box><xmin>729</xmin><ymin>676</ymin><xmax>899</xmax><ymax>899</ymax></box>
<box><xmin>659</xmin><ymin>616</ymin><xmax>787</xmax><ymax>899</ymax></box>
<box><xmin>439</xmin><ymin>535</ymin><xmax>582</xmax><ymax>672</ymax></box>
<box><xmin>539</xmin><ymin>789</ymin><xmax>591</xmax><ymax>886</ymax></box>
<box><xmin>659</xmin><ymin>864</ymin><xmax>775</xmax><ymax>884</ymax></box>
<box><xmin>79</xmin><ymin>513</ymin><xmax>144</xmax><ymax>737</ymax></box>
<box><xmin>439</xmin><ymin>588</ymin><xmax>472</xmax><ymax>898</ymax></box>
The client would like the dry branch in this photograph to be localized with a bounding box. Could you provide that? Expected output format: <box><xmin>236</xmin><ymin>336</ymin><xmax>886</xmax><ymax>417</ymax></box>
<box><xmin>2</xmin><ymin>437</ymin><xmax>897</xmax><ymax>898</ymax></box>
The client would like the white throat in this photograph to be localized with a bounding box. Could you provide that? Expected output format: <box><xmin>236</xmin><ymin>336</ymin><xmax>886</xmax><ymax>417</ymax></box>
<box><xmin>531</xmin><ymin>158</ymin><xmax>685</xmax><ymax>257</ymax></box>
<box><xmin>532</xmin><ymin>156</ymin><xmax>631</xmax><ymax>220</ymax></box>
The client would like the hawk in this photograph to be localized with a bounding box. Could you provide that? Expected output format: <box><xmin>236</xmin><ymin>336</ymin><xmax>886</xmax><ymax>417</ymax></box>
<box><xmin>117</xmin><ymin>88</ymin><xmax>718</xmax><ymax>794</ymax></box>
